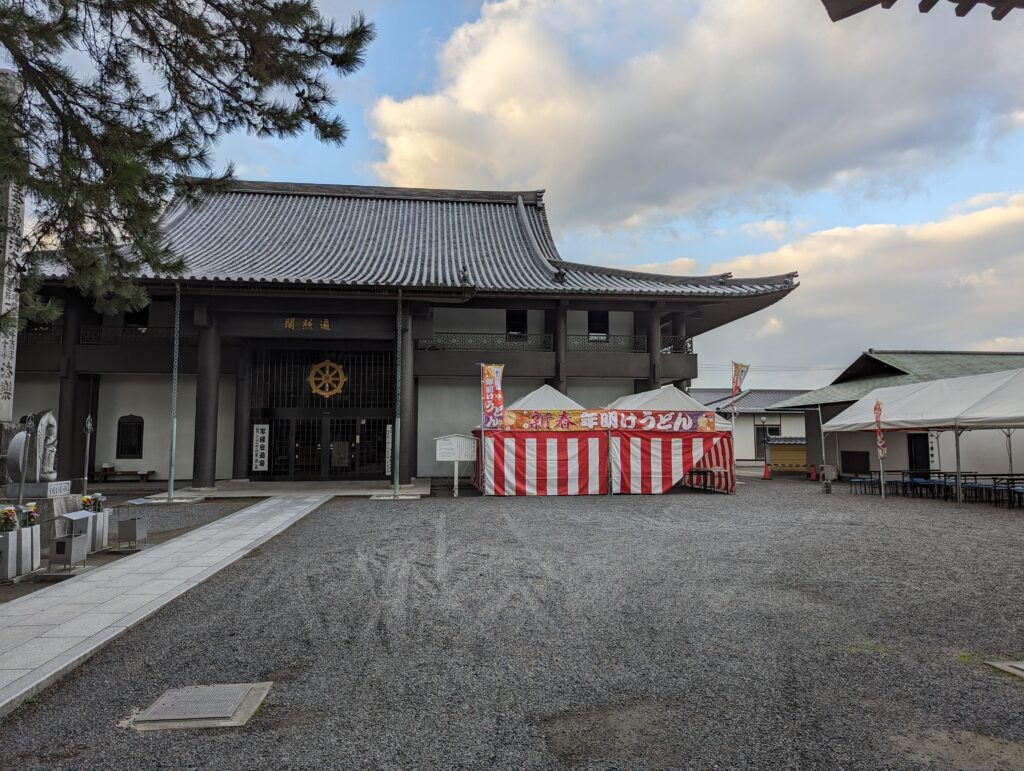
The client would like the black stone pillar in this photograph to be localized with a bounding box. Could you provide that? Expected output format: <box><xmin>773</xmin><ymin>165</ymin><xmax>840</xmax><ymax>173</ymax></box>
<box><xmin>671</xmin><ymin>313</ymin><xmax>689</xmax><ymax>388</ymax></box>
<box><xmin>56</xmin><ymin>295</ymin><xmax>82</xmax><ymax>479</ymax></box>
<box><xmin>647</xmin><ymin>306</ymin><xmax>662</xmax><ymax>390</ymax></box>
<box><xmin>231</xmin><ymin>349</ymin><xmax>251</xmax><ymax>480</ymax></box>
<box><xmin>399</xmin><ymin>308</ymin><xmax>414</xmax><ymax>483</ymax></box>
<box><xmin>192</xmin><ymin>315</ymin><xmax>220</xmax><ymax>488</ymax></box>
<box><xmin>554</xmin><ymin>303</ymin><xmax>567</xmax><ymax>394</ymax></box>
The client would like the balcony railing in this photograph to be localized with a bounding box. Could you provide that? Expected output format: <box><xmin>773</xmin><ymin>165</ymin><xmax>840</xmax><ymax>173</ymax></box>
<box><xmin>661</xmin><ymin>336</ymin><xmax>693</xmax><ymax>354</ymax></box>
<box><xmin>18</xmin><ymin>326</ymin><xmax>62</xmax><ymax>343</ymax></box>
<box><xmin>568</xmin><ymin>334</ymin><xmax>647</xmax><ymax>352</ymax></box>
<box><xmin>79</xmin><ymin>326</ymin><xmax>195</xmax><ymax>345</ymax></box>
<box><xmin>416</xmin><ymin>332</ymin><xmax>553</xmax><ymax>352</ymax></box>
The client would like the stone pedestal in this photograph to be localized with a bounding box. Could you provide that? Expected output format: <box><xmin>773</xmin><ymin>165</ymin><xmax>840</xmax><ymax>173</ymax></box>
<box><xmin>90</xmin><ymin>509</ymin><xmax>110</xmax><ymax>552</ymax></box>
<box><xmin>0</xmin><ymin>530</ymin><xmax>16</xmax><ymax>580</ymax></box>
<box><xmin>1</xmin><ymin>480</ymin><xmax>72</xmax><ymax>498</ymax></box>
<box><xmin>17</xmin><ymin>524</ymin><xmax>40</xmax><ymax>573</ymax></box>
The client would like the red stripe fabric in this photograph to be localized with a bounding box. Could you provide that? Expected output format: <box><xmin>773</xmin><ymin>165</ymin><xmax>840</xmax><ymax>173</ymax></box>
<box><xmin>474</xmin><ymin>431</ymin><xmax>608</xmax><ymax>496</ymax></box>
<box><xmin>577</xmin><ymin>436</ymin><xmax>589</xmax><ymax>496</ymax></box>
<box><xmin>493</xmin><ymin>435</ymin><xmax>505</xmax><ymax>496</ymax></box>
<box><xmin>661</xmin><ymin>438</ymin><xmax>673</xmax><ymax>494</ymax></box>
<box><xmin>515</xmin><ymin>437</ymin><xmax>527</xmax><ymax>495</ymax></box>
<box><xmin>557</xmin><ymin>436</ymin><xmax>569</xmax><ymax>496</ymax></box>
<box><xmin>639</xmin><ymin>437</ymin><xmax>652</xmax><ymax>495</ymax></box>
<box><xmin>536</xmin><ymin>435</ymin><xmax>547</xmax><ymax>495</ymax></box>
<box><xmin>620</xmin><ymin>434</ymin><xmax>632</xmax><ymax>494</ymax></box>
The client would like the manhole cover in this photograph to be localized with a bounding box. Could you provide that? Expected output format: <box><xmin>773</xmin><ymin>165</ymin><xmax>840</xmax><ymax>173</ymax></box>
<box><xmin>138</xmin><ymin>684</ymin><xmax>251</xmax><ymax>722</ymax></box>
<box><xmin>986</xmin><ymin>660</ymin><xmax>1024</xmax><ymax>678</ymax></box>
<box><xmin>133</xmin><ymin>682</ymin><xmax>272</xmax><ymax>730</ymax></box>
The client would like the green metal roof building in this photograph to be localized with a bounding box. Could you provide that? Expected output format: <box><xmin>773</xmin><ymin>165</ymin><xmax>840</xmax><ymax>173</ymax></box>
<box><xmin>771</xmin><ymin>349</ymin><xmax>1024</xmax><ymax>475</ymax></box>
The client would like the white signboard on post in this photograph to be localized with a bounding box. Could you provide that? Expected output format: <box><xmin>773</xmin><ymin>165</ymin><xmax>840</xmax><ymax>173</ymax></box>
<box><xmin>435</xmin><ymin>434</ymin><xmax>478</xmax><ymax>498</ymax></box>
<box><xmin>435</xmin><ymin>434</ymin><xmax>477</xmax><ymax>462</ymax></box>
<box><xmin>252</xmin><ymin>424</ymin><xmax>269</xmax><ymax>472</ymax></box>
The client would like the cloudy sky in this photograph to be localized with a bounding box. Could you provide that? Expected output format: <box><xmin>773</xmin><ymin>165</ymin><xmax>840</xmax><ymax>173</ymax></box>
<box><xmin>214</xmin><ymin>0</ymin><xmax>1024</xmax><ymax>388</ymax></box>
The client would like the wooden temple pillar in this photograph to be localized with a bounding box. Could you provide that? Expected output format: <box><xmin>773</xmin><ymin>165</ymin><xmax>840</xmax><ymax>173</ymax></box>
<box><xmin>192</xmin><ymin>308</ymin><xmax>220</xmax><ymax>488</ymax></box>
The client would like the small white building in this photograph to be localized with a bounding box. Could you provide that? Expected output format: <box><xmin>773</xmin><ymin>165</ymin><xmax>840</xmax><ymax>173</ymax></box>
<box><xmin>689</xmin><ymin>389</ymin><xmax>808</xmax><ymax>463</ymax></box>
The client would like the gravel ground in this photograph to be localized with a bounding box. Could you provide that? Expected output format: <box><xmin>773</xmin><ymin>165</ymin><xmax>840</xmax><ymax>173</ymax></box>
<box><xmin>1</xmin><ymin>481</ymin><xmax>1023</xmax><ymax>769</ymax></box>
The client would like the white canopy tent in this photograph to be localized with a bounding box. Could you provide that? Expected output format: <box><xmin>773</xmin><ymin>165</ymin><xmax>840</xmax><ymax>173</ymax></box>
<box><xmin>507</xmin><ymin>384</ymin><xmax>585</xmax><ymax>411</ymax></box>
<box><xmin>606</xmin><ymin>385</ymin><xmax>732</xmax><ymax>431</ymax></box>
<box><xmin>822</xmin><ymin>368</ymin><xmax>1024</xmax><ymax>504</ymax></box>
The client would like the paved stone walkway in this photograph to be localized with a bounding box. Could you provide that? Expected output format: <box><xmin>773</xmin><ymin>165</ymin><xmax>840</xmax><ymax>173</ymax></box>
<box><xmin>0</xmin><ymin>495</ymin><xmax>330</xmax><ymax>718</ymax></box>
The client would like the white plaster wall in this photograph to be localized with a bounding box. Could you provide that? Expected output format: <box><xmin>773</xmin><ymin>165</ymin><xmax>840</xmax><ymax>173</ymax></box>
<box><xmin>781</xmin><ymin>413</ymin><xmax>806</xmax><ymax>437</ymax></box>
<box><xmin>416</xmin><ymin>376</ymin><xmax>545</xmax><ymax>478</ymax></box>
<box><xmin>729</xmin><ymin>412</ymin><xmax>806</xmax><ymax>460</ymax></box>
<box><xmin>432</xmin><ymin>307</ymin><xmax>544</xmax><ymax>334</ymax></box>
<box><xmin>566</xmin><ymin>378</ymin><xmax>634</xmax><ymax>409</ymax></box>
<box><xmin>934</xmin><ymin>429</ymin><xmax>1023</xmax><ymax>474</ymax></box>
<box><xmin>831</xmin><ymin>431</ymin><xmax>910</xmax><ymax>473</ymax></box>
<box><xmin>731</xmin><ymin>416</ymin><xmax>757</xmax><ymax>459</ymax></box>
<box><xmin>12</xmin><ymin>375</ymin><xmax>61</xmax><ymax>420</ymax></box>
<box><xmin>95</xmin><ymin>375</ymin><xmax>235</xmax><ymax>481</ymax></box>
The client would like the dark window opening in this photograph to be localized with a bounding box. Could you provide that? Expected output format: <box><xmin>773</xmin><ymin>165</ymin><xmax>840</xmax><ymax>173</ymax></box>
<box><xmin>124</xmin><ymin>306</ymin><xmax>150</xmax><ymax>328</ymax></box>
<box><xmin>755</xmin><ymin>424</ymin><xmax>782</xmax><ymax>460</ymax></box>
<box><xmin>506</xmin><ymin>309</ymin><xmax>528</xmax><ymax>341</ymax></box>
<box><xmin>588</xmin><ymin>310</ymin><xmax>609</xmax><ymax>342</ymax></box>
<box><xmin>116</xmin><ymin>415</ymin><xmax>144</xmax><ymax>459</ymax></box>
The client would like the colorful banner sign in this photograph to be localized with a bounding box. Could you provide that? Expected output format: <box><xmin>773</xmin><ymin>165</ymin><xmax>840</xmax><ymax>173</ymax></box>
<box><xmin>480</xmin><ymin>364</ymin><xmax>505</xmax><ymax>429</ymax></box>
<box><xmin>873</xmin><ymin>399</ymin><xmax>887</xmax><ymax>459</ymax></box>
<box><xmin>731</xmin><ymin>361</ymin><xmax>750</xmax><ymax>397</ymax></box>
<box><xmin>502</xmin><ymin>409</ymin><xmax>717</xmax><ymax>432</ymax></box>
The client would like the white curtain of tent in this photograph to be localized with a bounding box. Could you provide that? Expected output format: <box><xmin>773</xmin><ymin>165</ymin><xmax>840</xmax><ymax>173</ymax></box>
<box><xmin>822</xmin><ymin>368</ymin><xmax>1024</xmax><ymax>506</ymax></box>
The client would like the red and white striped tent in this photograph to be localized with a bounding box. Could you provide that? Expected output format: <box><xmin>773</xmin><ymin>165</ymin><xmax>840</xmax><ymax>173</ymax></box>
<box><xmin>607</xmin><ymin>386</ymin><xmax>735</xmax><ymax>495</ymax></box>
<box><xmin>474</xmin><ymin>386</ymin><xmax>607</xmax><ymax>496</ymax></box>
<box><xmin>476</xmin><ymin>431</ymin><xmax>608</xmax><ymax>496</ymax></box>
<box><xmin>472</xmin><ymin>385</ymin><xmax>735</xmax><ymax>496</ymax></box>
<box><xmin>609</xmin><ymin>430</ymin><xmax>735</xmax><ymax>494</ymax></box>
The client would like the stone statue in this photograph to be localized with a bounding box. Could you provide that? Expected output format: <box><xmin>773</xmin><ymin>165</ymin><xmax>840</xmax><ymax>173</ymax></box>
<box><xmin>36</xmin><ymin>411</ymin><xmax>57</xmax><ymax>482</ymax></box>
<box><xmin>5</xmin><ymin>410</ymin><xmax>58</xmax><ymax>483</ymax></box>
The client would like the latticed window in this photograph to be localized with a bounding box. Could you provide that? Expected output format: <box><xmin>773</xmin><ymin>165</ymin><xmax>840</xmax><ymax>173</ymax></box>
<box><xmin>116</xmin><ymin>415</ymin><xmax>144</xmax><ymax>459</ymax></box>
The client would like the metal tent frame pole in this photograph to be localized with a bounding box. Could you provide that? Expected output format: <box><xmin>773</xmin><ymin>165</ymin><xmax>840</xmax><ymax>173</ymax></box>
<box><xmin>167</xmin><ymin>284</ymin><xmax>181</xmax><ymax>501</ymax></box>
<box><xmin>393</xmin><ymin>292</ymin><xmax>402</xmax><ymax>497</ymax></box>
<box><xmin>954</xmin><ymin>426</ymin><xmax>963</xmax><ymax>508</ymax></box>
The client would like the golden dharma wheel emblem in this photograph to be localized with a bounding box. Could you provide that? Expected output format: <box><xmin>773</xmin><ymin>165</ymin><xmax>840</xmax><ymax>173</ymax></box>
<box><xmin>306</xmin><ymin>360</ymin><xmax>347</xmax><ymax>398</ymax></box>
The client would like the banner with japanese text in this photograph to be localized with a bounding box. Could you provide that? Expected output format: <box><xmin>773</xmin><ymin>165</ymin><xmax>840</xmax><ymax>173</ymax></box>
<box><xmin>731</xmin><ymin>361</ymin><xmax>750</xmax><ymax>396</ymax></box>
<box><xmin>480</xmin><ymin>364</ymin><xmax>505</xmax><ymax>429</ymax></box>
<box><xmin>503</xmin><ymin>409</ymin><xmax>717</xmax><ymax>432</ymax></box>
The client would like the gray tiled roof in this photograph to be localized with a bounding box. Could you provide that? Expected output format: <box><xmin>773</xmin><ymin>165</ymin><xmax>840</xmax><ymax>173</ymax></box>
<box><xmin>156</xmin><ymin>181</ymin><xmax>798</xmax><ymax>297</ymax></box>
<box><xmin>770</xmin><ymin>350</ymin><xmax>1024</xmax><ymax>409</ymax></box>
<box><xmin>699</xmin><ymin>388</ymin><xmax>809</xmax><ymax>413</ymax></box>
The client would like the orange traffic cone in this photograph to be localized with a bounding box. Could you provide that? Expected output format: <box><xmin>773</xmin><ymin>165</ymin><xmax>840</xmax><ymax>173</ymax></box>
<box><xmin>762</xmin><ymin>461</ymin><xmax>772</xmax><ymax>480</ymax></box>
<box><xmin>810</xmin><ymin>464</ymin><xmax>818</xmax><ymax>481</ymax></box>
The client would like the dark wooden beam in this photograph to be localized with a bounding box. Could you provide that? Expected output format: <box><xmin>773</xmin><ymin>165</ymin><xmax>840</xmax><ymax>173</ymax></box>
<box><xmin>991</xmin><ymin>2</ymin><xmax>1015</xmax><ymax>19</ymax></box>
<box><xmin>918</xmin><ymin>0</ymin><xmax>940</xmax><ymax>11</ymax></box>
<box><xmin>955</xmin><ymin>0</ymin><xmax>978</xmax><ymax>15</ymax></box>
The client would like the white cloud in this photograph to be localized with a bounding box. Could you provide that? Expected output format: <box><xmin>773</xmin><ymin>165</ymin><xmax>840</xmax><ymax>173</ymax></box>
<box><xmin>747</xmin><ymin>317</ymin><xmax>784</xmax><ymax>340</ymax></box>
<box><xmin>629</xmin><ymin>256</ymin><xmax>699</xmax><ymax>275</ymax></box>
<box><xmin>648</xmin><ymin>194</ymin><xmax>1024</xmax><ymax>388</ymax></box>
<box><xmin>973</xmin><ymin>336</ymin><xmax>1024</xmax><ymax>352</ymax></box>
<box><xmin>742</xmin><ymin>220</ymin><xmax>789</xmax><ymax>242</ymax></box>
<box><xmin>370</xmin><ymin>0</ymin><xmax>1024</xmax><ymax>230</ymax></box>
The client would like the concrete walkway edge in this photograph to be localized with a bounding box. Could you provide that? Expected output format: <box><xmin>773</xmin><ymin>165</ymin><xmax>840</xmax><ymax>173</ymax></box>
<box><xmin>0</xmin><ymin>495</ymin><xmax>331</xmax><ymax>719</ymax></box>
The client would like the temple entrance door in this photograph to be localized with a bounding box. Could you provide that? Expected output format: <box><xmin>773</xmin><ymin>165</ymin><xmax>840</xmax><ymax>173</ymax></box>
<box><xmin>326</xmin><ymin>418</ymin><xmax>359</xmax><ymax>480</ymax></box>
<box><xmin>291</xmin><ymin>418</ymin><xmax>323</xmax><ymax>480</ymax></box>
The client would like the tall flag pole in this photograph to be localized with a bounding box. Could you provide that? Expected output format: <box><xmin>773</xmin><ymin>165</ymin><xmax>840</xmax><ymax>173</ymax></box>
<box><xmin>730</xmin><ymin>361</ymin><xmax>750</xmax><ymax>429</ymax></box>
<box><xmin>480</xmin><ymin>363</ymin><xmax>505</xmax><ymax>479</ymax></box>
<box><xmin>874</xmin><ymin>399</ymin><xmax>887</xmax><ymax>500</ymax></box>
